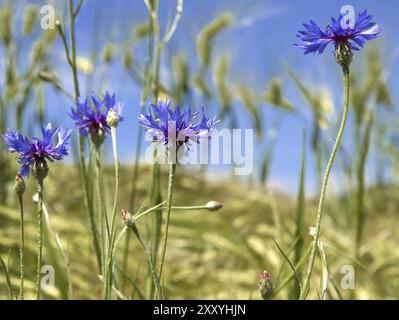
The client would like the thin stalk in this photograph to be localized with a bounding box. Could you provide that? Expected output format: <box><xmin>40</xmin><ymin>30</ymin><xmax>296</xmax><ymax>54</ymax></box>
<box><xmin>146</xmin><ymin>0</ymin><xmax>163</xmax><ymax>299</ymax></box>
<box><xmin>64</xmin><ymin>0</ymin><xmax>101</xmax><ymax>272</ymax></box>
<box><xmin>104</xmin><ymin>126</ymin><xmax>120</xmax><ymax>299</ymax></box>
<box><xmin>128</xmin><ymin>221</ymin><xmax>161</xmax><ymax>299</ymax></box>
<box><xmin>35</xmin><ymin>178</ymin><xmax>44</xmax><ymax>300</ymax></box>
<box><xmin>158</xmin><ymin>162</ymin><xmax>177</xmax><ymax>297</ymax></box>
<box><xmin>94</xmin><ymin>145</ymin><xmax>107</xmax><ymax>298</ymax></box>
<box><xmin>300</xmin><ymin>68</ymin><xmax>350</xmax><ymax>300</ymax></box>
<box><xmin>17</xmin><ymin>193</ymin><xmax>24</xmax><ymax>300</ymax></box>
<box><xmin>123</xmin><ymin>10</ymin><xmax>153</xmax><ymax>290</ymax></box>
<box><xmin>68</xmin><ymin>0</ymin><xmax>79</xmax><ymax>97</ymax></box>
<box><xmin>353</xmin><ymin>112</ymin><xmax>373</xmax><ymax>296</ymax></box>
<box><xmin>135</xmin><ymin>203</ymin><xmax>216</xmax><ymax>221</ymax></box>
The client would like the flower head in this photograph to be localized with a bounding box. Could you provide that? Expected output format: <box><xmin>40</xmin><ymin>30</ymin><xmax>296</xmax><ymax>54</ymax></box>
<box><xmin>69</xmin><ymin>91</ymin><xmax>123</xmax><ymax>145</ymax></box>
<box><xmin>3</xmin><ymin>124</ymin><xmax>71</xmax><ymax>178</ymax></box>
<box><xmin>139</xmin><ymin>99</ymin><xmax>218</xmax><ymax>150</ymax></box>
<box><xmin>296</xmin><ymin>10</ymin><xmax>381</xmax><ymax>67</ymax></box>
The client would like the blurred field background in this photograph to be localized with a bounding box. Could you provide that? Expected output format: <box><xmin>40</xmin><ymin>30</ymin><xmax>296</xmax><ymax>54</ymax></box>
<box><xmin>1</xmin><ymin>0</ymin><xmax>399</xmax><ymax>299</ymax></box>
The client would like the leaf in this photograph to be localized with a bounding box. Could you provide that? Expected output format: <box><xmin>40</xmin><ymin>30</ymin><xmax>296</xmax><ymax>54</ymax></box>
<box><xmin>317</xmin><ymin>239</ymin><xmax>328</xmax><ymax>300</ymax></box>
<box><xmin>0</xmin><ymin>256</ymin><xmax>13</xmax><ymax>300</ymax></box>
<box><xmin>273</xmin><ymin>238</ymin><xmax>302</xmax><ymax>294</ymax></box>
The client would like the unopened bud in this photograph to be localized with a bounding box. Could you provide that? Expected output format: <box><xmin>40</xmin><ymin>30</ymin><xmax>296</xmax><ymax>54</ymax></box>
<box><xmin>121</xmin><ymin>209</ymin><xmax>135</xmax><ymax>228</ymax></box>
<box><xmin>107</xmin><ymin>108</ymin><xmax>120</xmax><ymax>127</ymax></box>
<box><xmin>259</xmin><ymin>271</ymin><xmax>273</xmax><ymax>300</ymax></box>
<box><xmin>14</xmin><ymin>174</ymin><xmax>26</xmax><ymax>195</ymax></box>
<box><xmin>205</xmin><ymin>200</ymin><xmax>223</xmax><ymax>212</ymax></box>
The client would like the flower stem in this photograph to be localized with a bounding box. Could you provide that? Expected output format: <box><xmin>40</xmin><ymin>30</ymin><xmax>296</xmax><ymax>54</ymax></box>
<box><xmin>64</xmin><ymin>0</ymin><xmax>102</xmax><ymax>273</ymax></box>
<box><xmin>17</xmin><ymin>193</ymin><xmax>24</xmax><ymax>300</ymax></box>
<box><xmin>146</xmin><ymin>0</ymin><xmax>163</xmax><ymax>299</ymax></box>
<box><xmin>94</xmin><ymin>146</ymin><xmax>107</xmax><ymax>298</ymax></box>
<box><xmin>300</xmin><ymin>67</ymin><xmax>350</xmax><ymax>300</ymax></box>
<box><xmin>104</xmin><ymin>126</ymin><xmax>120</xmax><ymax>300</ymax></box>
<box><xmin>35</xmin><ymin>178</ymin><xmax>44</xmax><ymax>300</ymax></box>
<box><xmin>158</xmin><ymin>162</ymin><xmax>177</xmax><ymax>298</ymax></box>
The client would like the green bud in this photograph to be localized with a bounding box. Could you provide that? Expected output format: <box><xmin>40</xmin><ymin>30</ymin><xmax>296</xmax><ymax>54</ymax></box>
<box><xmin>205</xmin><ymin>200</ymin><xmax>223</xmax><ymax>212</ymax></box>
<box><xmin>107</xmin><ymin>108</ymin><xmax>120</xmax><ymax>127</ymax></box>
<box><xmin>14</xmin><ymin>174</ymin><xmax>26</xmax><ymax>196</ymax></box>
<box><xmin>259</xmin><ymin>271</ymin><xmax>273</xmax><ymax>300</ymax></box>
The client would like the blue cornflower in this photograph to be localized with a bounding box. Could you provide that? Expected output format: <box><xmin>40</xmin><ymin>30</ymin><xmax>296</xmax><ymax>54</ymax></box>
<box><xmin>296</xmin><ymin>10</ymin><xmax>381</xmax><ymax>56</ymax></box>
<box><xmin>139</xmin><ymin>100</ymin><xmax>218</xmax><ymax>149</ymax></box>
<box><xmin>2</xmin><ymin>124</ymin><xmax>71</xmax><ymax>178</ymax></box>
<box><xmin>69</xmin><ymin>91</ymin><xmax>123</xmax><ymax>144</ymax></box>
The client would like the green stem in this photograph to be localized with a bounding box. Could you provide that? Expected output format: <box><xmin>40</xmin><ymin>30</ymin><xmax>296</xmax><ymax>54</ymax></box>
<box><xmin>65</xmin><ymin>0</ymin><xmax>102</xmax><ymax>273</ymax></box>
<box><xmin>123</xmin><ymin>7</ymin><xmax>153</xmax><ymax>292</ymax></box>
<box><xmin>94</xmin><ymin>145</ymin><xmax>107</xmax><ymax>298</ymax></box>
<box><xmin>68</xmin><ymin>0</ymin><xmax>79</xmax><ymax>98</ymax></box>
<box><xmin>353</xmin><ymin>112</ymin><xmax>373</xmax><ymax>298</ymax></box>
<box><xmin>158</xmin><ymin>162</ymin><xmax>177</xmax><ymax>297</ymax></box>
<box><xmin>300</xmin><ymin>67</ymin><xmax>350</xmax><ymax>300</ymax></box>
<box><xmin>82</xmin><ymin>137</ymin><xmax>102</xmax><ymax>272</ymax></box>
<box><xmin>35</xmin><ymin>178</ymin><xmax>44</xmax><ymax>300</ymax></box>
<box><xmin>146</xmin><ymin>0</ymin><xmax>163</xmax><ymax>300</ymax></box>
<box><xmin>134</xmin><ymin>203</ymin><xmax>216</xmax><ymax>221</ymax></box>
<box><xmin>18</xmin><ymin>193</ymin><xmax>24</xmax><ymax>300</ymax></box>
<box><xmin>104</xmin><ymin>126</ymin><xmax>120</xmax><ymax>300</ymax></box>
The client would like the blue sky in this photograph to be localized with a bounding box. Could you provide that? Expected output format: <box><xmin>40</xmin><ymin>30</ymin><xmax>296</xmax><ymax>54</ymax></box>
<box><xmin>9</xmin><ymin>0</ymin><xmax>399</xmax><ymax>194</ymax></box>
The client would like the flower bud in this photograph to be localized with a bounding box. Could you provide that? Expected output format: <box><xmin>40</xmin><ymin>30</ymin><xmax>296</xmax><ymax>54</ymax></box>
<box><xmin>259</xmin><ymin>271</ymin><xmax>273</xmax><ymax>300</ymax></box>
<box><xmin>107</xmin><ymin>108</ymin><xmax>120</xmax><ymax>127</ymax></box>
<box><xmin>205</xmin><ymin>200</ymin><xmax>223</xmax><ymax>212</ymax></box>
<box><xmin>14</xmin><ymin>174</ymin><xmax>26</xmax><ymax>195</ymax></box>
<box><xmin>121</xmin><ymin>209</ymin><xmax>135</xmax><ymax>228</ymax></box>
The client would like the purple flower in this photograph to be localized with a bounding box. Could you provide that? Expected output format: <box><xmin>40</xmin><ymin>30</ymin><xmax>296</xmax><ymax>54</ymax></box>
<box><xmin>69</xmin><ymin>91</ymin><xmax>123</xmax><ymax>138</ymax></box>
<box><xmin>2</xmin><ymin>124</ymin><xmax>71</xmax><ymax>177</ymax></box>
<box><xmin>138</xmin><ymin>100</ymin><xmax>218</xmax><ymax>149</ymax></box>
<box><xmin>296</xmin><ymin>10</ymin><xmax>381</xmax><ymax>55</ymax></box>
